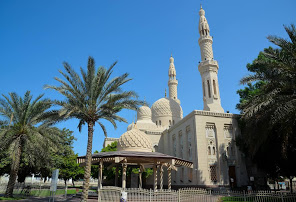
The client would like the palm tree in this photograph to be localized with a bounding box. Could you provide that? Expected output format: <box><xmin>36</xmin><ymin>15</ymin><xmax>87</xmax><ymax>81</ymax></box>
<box><xmin>45</xmin><ymin>56</ymin><xmax>142</xmax><ymax>201</ymax></box>
<box><xmin>238</xmin><ymin>24</ymin><xmax>296</xmax><ymax>191</ymax></box>
<box><xmin>0</xmin><ymin>91</ymin><xmax>61</xmax><ymax>197</ymax></box>
<box><xmin>240</xmin><ymin>24</ymin><xmax>296</xmax><ymax>155</ymax></box>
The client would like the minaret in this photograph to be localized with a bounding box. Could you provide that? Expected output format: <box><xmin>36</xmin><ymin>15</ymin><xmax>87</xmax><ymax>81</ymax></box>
<box><xmin>168</xmin><ymin>55</ymin><xmax>180</xmax><ymax>104</ymax></box>
<box><xmin>198</xmin><ymin>6</ymin><xmax>224</xmax><ymax>113</ymax></box>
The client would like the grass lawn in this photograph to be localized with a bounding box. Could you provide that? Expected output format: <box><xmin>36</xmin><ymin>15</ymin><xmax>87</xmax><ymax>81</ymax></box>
<box><xmin>29</xmin><ymin>189</ymin><xmax>82</xmax><ymax>197</ymax></box>
<box><xmin>0</xmin><ymin>196</ymin><xmax>24</xmax><ymax>200</ymax></box>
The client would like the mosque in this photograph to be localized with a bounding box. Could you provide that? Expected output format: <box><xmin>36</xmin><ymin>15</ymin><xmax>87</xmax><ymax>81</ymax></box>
<box><xmin>103</xmin><ymin>6</ymin><xmax>249</xmax><ymax>188</ymax></box>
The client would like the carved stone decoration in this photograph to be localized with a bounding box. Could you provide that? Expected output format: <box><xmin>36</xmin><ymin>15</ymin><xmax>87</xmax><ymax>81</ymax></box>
<box><xmin>206</xmin><ymin>123</ymin><xmax>215</xmax><ymax>138</ymax></box>
<box><xmin>224</xmin><ymin>124</ymin><xmax>233</xmax><ymax>138</ymax></box>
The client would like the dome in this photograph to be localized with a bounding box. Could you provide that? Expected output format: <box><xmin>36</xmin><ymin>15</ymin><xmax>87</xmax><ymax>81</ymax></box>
<box><xmin>137</xmin><ymin>105</ymin><xmax>151</xmax><ymax>120</ymax></box>
<box><xmin>151</xmin><ymin>97</ymin><xmax>183</xmax><ymax>118</ymax></box>
<box><xmin>118</xmin><ymin>128</ymin><xmax>152</xmax><ymax>152</ymax></box>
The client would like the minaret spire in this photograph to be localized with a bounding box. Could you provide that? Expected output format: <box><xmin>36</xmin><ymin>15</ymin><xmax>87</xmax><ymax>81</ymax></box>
<box><xmin>198</xmin><ymin>6</ymin><xmax>224</xmax><ymax>112</ymax></box>
<box><xmin>168</xmin><ymin>54</ymin><xmax>180</xmax><ymax>104</ymax></box>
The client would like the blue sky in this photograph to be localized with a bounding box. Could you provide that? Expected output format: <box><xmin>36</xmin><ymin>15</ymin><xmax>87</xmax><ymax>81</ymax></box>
<box><xmin>0</xmin><ymin>0</ymin><xmax>295</xmax><ymax>155</ymax></box>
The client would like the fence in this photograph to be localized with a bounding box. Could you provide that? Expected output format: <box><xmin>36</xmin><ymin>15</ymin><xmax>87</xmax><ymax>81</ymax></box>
<box><xmin>98</xmin><ymin>187</ymin><xmax>296</xmax><ymax>202</ymax></box>
<box><xmin>1</xmin><ymin>183</ymin><xmax>296</xmax><ymax>201</ymax></box>
<box><xmin>0</xmin><ymin>182</ymin><xmax>74</xmax><ymax>198</ymax></box>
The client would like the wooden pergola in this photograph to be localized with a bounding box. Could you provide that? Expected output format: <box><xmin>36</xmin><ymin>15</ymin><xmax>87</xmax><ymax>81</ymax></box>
<box><xmin>77</xmin><ymin>151</ymin><xmax>193</xmax><ymax>191</ymax></box>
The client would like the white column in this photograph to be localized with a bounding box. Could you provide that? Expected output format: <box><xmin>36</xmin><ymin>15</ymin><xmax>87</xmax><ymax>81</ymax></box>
<box><xmin>139</xmin><ymin>165</ymin><xmax>143</xmax><ymax>189</ymax></box>
<box><xmin>98</xmin><ymin>160</ymin><xmax>103</xmax><ymax>190</ymax></box>
<box><xmin>167</xmin><ymin>164</ymin><xmax>172</xmax><ymax>190</ymax></box>
<box><xmin>153</xmin><ymin>164</ymin><xmax>158</xmax><ymax>191</ymax></box>
<box><xmin>160</xmin><ymin>164</ymin><xmax>164</xmax><ymax>190</ymax></box>
<box><xmin>122</xmin><ymin>163</ymin><xmax>127</xmax><ymax>189</ymax></box>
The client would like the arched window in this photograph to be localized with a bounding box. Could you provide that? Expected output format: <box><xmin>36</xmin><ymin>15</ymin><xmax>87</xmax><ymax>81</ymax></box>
<box><xmin>159</xmin><ymin>120</ymin><xmax>161</xmax><ymax>126</ymax></box>
<box><xmin>169</xmin><ymin>120</ymin><xmax>172</xmax><ymax>126</ymax></box>
<box><xmin>207</xmin><ymin>80</ymin><xmax>211</xmax><ymax>98</ymax></box>
<box><xmin>226</xmin><ymin>147</ymin><xmax>229</xmax><ymax>156</ymax></box>
<box><xmin>156</xmin><ymin>121</ymin><xmax>158</xmax><ymax>126</ymax></box>
<box><xmin>213</xmin><ymin>146</ymin><xmax>216</xmax><ymax>155</ymax></box>
<box><xmin>213</xmin><ymin>80</ymin><xmax>217</xmax><ymax>95</ymax></box>
<box><xmin>208</xmin><ymin>146</ymin><xmax>211</xmax><ymax>155</ymax></box>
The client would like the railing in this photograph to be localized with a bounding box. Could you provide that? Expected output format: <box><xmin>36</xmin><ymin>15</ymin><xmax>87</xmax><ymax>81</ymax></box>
<box><xmin>2</xmin><ymin>183</ymin><xmax>296</xmax><ymax>201</ymax></box>
<box><xmin>98</xmin><ymin>187</ymin><xmax>296</xmax><ymax>202</ymax></box>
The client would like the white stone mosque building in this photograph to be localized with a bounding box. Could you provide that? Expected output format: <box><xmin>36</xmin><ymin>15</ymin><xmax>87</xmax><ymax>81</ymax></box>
<box><xmin>104</xmin><ymin>6</ymin><xmax>249</xmax><ymax>188</ymax></box>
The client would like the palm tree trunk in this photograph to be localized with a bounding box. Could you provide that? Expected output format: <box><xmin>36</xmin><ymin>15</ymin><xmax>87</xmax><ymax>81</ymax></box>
<box><xmin>81</xmin><ymin>121</ymin><xmax>94</xmax><ymax>202</ymax></box>
<box><xmin>5</xmin><ymin>141</ymin><xmax>22</xmax><ymax>197</ymax></box>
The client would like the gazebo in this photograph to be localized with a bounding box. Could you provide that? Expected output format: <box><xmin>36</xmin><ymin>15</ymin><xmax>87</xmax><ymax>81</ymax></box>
<box><xmin>77</xmin><ymin>127</ymin><xmax>193</xmax><ymax>191</ymax></box>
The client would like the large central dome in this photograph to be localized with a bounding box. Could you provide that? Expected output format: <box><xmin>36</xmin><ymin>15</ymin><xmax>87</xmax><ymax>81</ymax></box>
<box><xmin>151</xmin><ymin>97</ymin><xmax>183</xmax><ymax>127</ymax></box>
<box><xmin>152</xmin><ymin>97</ymin><xmax>183</xmax><ymax>118</ymax></box>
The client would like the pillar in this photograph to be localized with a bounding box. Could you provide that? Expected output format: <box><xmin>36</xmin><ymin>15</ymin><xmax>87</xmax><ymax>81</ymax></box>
<box><xmin>122</xmin><ymin>163</ymin><xmax>127</xmax><ymax>189</ymax></box>
<box><xmin>139</xmin><ymin>166</ymin><xmax>143</xmax><ymax>189</ymax></box>
<box><xmin>160</xmin><ymin>164</ymin><xmax>164</xmax><ymax>190</ymax></box>
<box><xmin>153</xmin><ymin>164</ymin><xmax>158</xmax><ymax>191</ymax></box>
<box><xmin>167</xmin><ymin>164</ymin><xmax>172</xmax><ymax>190</ymax></box>
<box><xmin>98</xmin><ymin>160</ymin><xmax>103</xmax><ymax>190</ymax></box>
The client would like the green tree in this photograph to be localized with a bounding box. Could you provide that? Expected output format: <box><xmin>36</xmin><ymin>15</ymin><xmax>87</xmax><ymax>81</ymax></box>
<box><xmin>237</xmin><ymin>24</ymin><xmax>296</xmax><ymax>191</ymax></box>
<box><xmin>0</xmin><ymin>91</ymin><xmax>61</xmax><ymax>197</ymax></box>
<box><xmin>55</xmin><ymin>129</ymin><xmax>84</xmax><ymax>186</ymax></box>
<box><xmin>0</xmin><ymin>149</ymin><xmax>11</xmax><ymax>177</ymax></box>
<box><xmin>45</xmin><ymin>57</ymin><xmax>142</xmax><ymax>201</ymax></box>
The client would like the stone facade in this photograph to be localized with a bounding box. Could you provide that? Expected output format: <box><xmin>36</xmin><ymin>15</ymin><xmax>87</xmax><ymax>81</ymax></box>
<box><xmin>158</xmin><ymin>111</ymin><xmax>248</xmax><ymax>187</ymax></box>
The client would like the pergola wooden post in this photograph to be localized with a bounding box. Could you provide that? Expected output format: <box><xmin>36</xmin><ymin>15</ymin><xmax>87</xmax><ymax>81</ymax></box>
<box><xmin>98</xmin><ymin>159</ymin><xmax>103</xmax><ymax>190</ymax></box>
<box><xmin>122</xmin><ymin>160</ymin><xmax>127</xmax><ymax>189</ymax></box>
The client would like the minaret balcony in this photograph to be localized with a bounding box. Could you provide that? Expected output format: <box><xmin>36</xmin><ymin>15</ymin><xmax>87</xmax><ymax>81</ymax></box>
<box><xmin>198</xmin><ymin>60</ymin><xmax>219</xmax><ymax>74</ymax></box>
<box><xmin>168</xmin><ymin>80</ymin><xmax>178</xmax><ymax>85</ymax></box>
<box><xmin>198</xmin><ymin>36</ymin><xmax>213</xmax><ymax>44</ymax></box>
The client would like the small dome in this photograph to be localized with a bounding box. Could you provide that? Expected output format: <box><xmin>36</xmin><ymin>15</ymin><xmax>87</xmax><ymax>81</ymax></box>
<box><xmin>151</xmin><ymin>97</ymin><xmax>183</xmax><ymax>118</ymax></box>
<box><xmin>118</xmin><ymin>128</ymin><xmax>152</xmax><ymax>152</ymax></box>
<box><xmin>137</xmin><ymin>105</ymin><xmax>151</xmax><ymax>120</ymax></box>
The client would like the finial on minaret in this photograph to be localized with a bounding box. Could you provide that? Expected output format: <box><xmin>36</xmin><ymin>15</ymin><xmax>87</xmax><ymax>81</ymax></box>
<box><xmin>165</xmin><ymin>89</ymin><xmax>167</xmax><ymax>97</ymax></box>
<box><xmin>200</xmin><ymin>4</ymin><xmax>202</xmax><ymax>9</ymax></box>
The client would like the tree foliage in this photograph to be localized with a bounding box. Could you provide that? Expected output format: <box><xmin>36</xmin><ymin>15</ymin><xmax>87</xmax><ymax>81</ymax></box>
<box><xmin>53</xmin><ymin>129</ymin><xmax>84</xmax><ymax>186</ymax></box>
<box><xmin>236</xmin><ymin>24</ymin><xmax>296</xmax><ymax>181</ymax></box>
<box><xmin>0</xmin><ymin>91</ymin><xmax>62</xmax><ymax>196</ymax></box>
<box><xmin>45</xmin><ymin>56</ymin><xmax>143</xmax><ymax>201</ymax></box>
